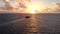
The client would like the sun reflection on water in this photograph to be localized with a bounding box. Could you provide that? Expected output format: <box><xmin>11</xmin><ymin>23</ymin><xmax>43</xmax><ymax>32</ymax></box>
<box><xmin>26</xmin><ymin>14</ymin><xmax>38</xmax><ymax>34</ymax></box>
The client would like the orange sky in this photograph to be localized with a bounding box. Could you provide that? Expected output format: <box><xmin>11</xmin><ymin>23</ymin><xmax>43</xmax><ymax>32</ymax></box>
<box><xmin>0</xmin><ymin>0</ymin><xmax>60</xmax><ymax>13</ymax></box>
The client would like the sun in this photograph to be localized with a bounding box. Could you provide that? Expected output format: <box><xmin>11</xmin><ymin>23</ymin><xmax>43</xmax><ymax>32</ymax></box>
<box><xmin>30</xmin><ymin>8</ymin><xmax>36</xmax><ymax>14</ymax></box>
<box><xmin>26</xmin><ymin>4</ymin><xmax>40</xmax><ymax>14</ymax></box>
<box><xmin>28</xmin><ymin>6</ymin><xmax>36</xmax><ymax>14</ymax></box>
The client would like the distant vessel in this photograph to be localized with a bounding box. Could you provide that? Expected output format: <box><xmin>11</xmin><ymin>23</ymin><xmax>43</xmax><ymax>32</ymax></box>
<box><xmin>25</xmin><ymin>16</ymin><xmax>30</xmax><ymax>18</ymax></box>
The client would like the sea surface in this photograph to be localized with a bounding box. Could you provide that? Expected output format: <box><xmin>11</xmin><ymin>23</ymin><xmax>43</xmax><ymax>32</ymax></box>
<box><xmin>0</xmin><ymin>13</ymin><xmax>60</xmax><ymax>34</ymax></box>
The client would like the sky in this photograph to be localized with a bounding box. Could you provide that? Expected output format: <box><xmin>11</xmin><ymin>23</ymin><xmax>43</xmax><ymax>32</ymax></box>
<box><xmin>0</xmin><ymin>0</ymin><xmax>60</xmax><ymax>13</ymax></box>
<box><xmin>31</xmin><ymin>0</ymin><xmax>60</xmax><ymax>8</ymax></box>
<box><xmin>0</xmin><ymin>0</ymin><xmax>60</xmax><ymax>7</ymax></box>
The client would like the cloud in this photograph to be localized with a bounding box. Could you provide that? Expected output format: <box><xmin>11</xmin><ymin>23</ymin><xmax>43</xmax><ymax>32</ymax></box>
<box><xmin>41</xmin><ymin>3</ymin><xmax>60</xmax><ymax>13</ymax></box>
<box><xmin>0</xmin><ymin>0</ymin><xmax>32</xmax><ymax>13</ymax></box>
<box><xmin>16</xmin><ymin>0</ymin><xmax>31</xmax><ymax>8</ymax></box>
<box><xmin>1</xmin><ymin>0</ymin><xmax>13</xmax><ymax>10</ymax></box>
<box><xmin>0</xmin><ymin>0</ymin><xmax>60</xmax><ymax>13</ymax></box>
<box><xmin>52</xmin><ymin>3</ymin><xmax>60</xmax><ymax>9</ymax></box>
<box><xmin>0</xmin><ymin>0</ymin><xmax>31</xmax><ymax>10</ymax></box>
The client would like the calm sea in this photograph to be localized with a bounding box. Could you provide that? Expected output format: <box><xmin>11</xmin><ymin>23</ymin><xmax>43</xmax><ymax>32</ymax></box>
<box><xmin>0</xmin><ymin>13</ymin><xmax>60</xmax><ymax>34</ymax></box>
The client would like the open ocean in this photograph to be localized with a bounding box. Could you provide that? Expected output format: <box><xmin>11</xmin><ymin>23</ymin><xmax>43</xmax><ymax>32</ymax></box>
<box><xmin>0</xmin><ymin>13</ymin><xmax>60</xmax><ymax>34</ymax></box>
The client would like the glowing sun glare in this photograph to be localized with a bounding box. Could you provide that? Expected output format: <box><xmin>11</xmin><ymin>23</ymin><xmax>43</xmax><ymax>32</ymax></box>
<box><xmin>28</xmin><ymin>7</ymin><xmax>36</xmax><ymax>14</ymax></box>
<box><xmin>27</xmin><ymin>4</ymin><xmax>40</xmax><ymax>14</ymax></box>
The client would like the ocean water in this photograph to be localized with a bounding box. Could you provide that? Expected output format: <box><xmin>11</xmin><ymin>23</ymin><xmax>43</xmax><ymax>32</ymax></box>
<box><xmin>0</xmin><ymin>13</ymin><xmax>60</xmax><ymax>34</ymax></box>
